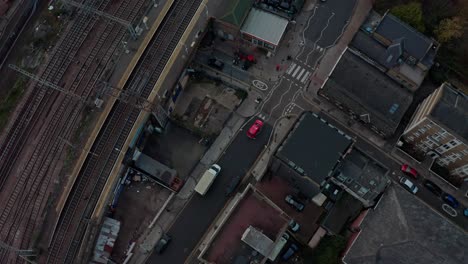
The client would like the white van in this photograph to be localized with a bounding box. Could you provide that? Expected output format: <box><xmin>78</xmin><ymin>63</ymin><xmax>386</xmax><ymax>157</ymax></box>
<box><xmin>194</xmin><ymin>164</ymin><xmax>221</xmax><ymax>195</ymax></box>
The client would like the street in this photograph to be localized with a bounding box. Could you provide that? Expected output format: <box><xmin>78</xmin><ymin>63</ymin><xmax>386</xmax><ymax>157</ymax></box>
<box><xmin>147</xmin><ymin>119</ymin><xmax>272</xmax><ymax>263</ymax></box>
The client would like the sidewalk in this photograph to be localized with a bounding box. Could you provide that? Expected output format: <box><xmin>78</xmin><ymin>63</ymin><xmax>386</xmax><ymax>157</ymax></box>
<box><xmin>129</xmin><ymin>112</ymin><xmax>246</xmax><ymax>264</ymax></box>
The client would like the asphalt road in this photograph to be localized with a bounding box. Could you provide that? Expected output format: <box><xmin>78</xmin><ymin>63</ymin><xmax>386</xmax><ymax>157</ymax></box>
<box><xmin>147</xmin><ymin>119</ymin><xmax>272</xmax><ymax>263</ymax></box>
<box><xmin>314</xmin><ymin>109</ymin><xmax>468</xmax><ymax>230</ymax></box>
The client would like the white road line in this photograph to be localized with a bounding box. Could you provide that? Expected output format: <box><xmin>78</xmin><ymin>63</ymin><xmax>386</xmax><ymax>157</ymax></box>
<box><xmin>301</xmin><ymin>72</ymin><xmax>311</xmax><ymax>83</ymax></box>
<box><xmin>296</xmin><ymin>68</ymin><xmax>306</xmax><ymax>80</ymax></box>
<box><xmin>292</xmin><ymin>65</ymin><xmax>301</xmax><ymax>78</ymax></box>
<box><xmin>287</xmin><ymin>63</ymin><xmax>296</xmax><ymax>74</ymax></box>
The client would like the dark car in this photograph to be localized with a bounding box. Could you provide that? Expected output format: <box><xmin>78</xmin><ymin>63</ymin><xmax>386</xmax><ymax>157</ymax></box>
<box><xmin>442</xmin><ymin>193</ymin><xmax>459</xmax><ymax>208</ymax></box>
<box><xmin>208</xmin><ymin>58</ymin><xmax>224</xmax><ymax>71</ymax></box>
<box><xmin>285</xmin><ymin>195</ymin><xmax>305</xmax><ymax>212</ymax></box>
<box><xmin>154</xmin><ymin>233</ymin><xmax>171</xmax><ymax>254</ymax></box>
<box><xmin>423</xmin><ymin>180</ymin><xmax>443</xmax><ymax>197</ymax></box>
<box><xmin>282</xmin><ymin>243</ymin><xmax>299</xmax><ymax>261</ymax></box>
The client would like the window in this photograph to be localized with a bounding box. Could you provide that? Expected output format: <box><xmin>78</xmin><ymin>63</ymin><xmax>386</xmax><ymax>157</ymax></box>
<box><xmin>418</xmin><ymin>128</ymin><xmax>427</xmax><ymax>134</ymax></box>
<box><xmin>407</xmin><ymin>136</ymin><xmax>414</xmax><ymax>141</ymax></box>
<box><xmin>425</xmin><ymin>123</ymin><xmax>432</xmax><ymax>129</ymax></box>
<box><xmin>440</xmin><ymin>130</ymin><xmax>449</xmax><ymax>138</ymax></box>
<box><xmin>432</xmin><ymin>132</ymin><xmax>442</xmax><ymax>142</ymax></box>
<box><xmin>414</xmin><ymin>132</ymin><xmax>420</xmax><ymax>137</ymax></box>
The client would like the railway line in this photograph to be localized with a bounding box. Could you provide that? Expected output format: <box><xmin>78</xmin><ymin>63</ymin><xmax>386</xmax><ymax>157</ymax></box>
<box><xmin>0</xmin><ymin>0</ymin><xmax>149</xmax><ymax>262</ymax></box>
<box><xmin>46</xmin><ymin>0</ymin><xmax>203</xmax><ymax>262</ymax></box>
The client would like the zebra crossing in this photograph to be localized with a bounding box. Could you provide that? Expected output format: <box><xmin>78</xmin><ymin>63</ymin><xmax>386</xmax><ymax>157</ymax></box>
<box><xmin>285</xmin><ymin>62</ymin><xmax>312</xmax><ymax>84</ymax></box>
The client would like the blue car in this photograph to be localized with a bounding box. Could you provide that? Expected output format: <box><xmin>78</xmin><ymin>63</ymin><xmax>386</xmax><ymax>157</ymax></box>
<box><xmin>442</xmin><ymin>194</ymin><xmax>459</xmax><ymax>208</ymax></box>
<box><xmin>282</xmin><ymin>243</ymin><xmax>299</xmax><ymax>260</ymax></box>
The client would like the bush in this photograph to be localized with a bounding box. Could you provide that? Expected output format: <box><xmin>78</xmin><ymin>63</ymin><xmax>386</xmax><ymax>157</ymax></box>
<box><xmin>391</xmin><ymin>2</ymin><xmax>426</xmax><ymax>32</ymax></box>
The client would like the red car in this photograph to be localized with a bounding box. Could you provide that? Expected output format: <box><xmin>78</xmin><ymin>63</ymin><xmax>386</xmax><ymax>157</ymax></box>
<box><xmin>401</xmin><ymin>164</ymin><xmax>418</xmax><ymax>179</ymax></box>
<box><xmin>247</xmin><ymin>119</ymin><xmax>263</xmax><ymax>139</ymax></box>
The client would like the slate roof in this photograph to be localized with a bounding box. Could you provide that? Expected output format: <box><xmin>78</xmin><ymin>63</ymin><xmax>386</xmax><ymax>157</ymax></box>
<box><xmin>276</xmin><ymin>112</ymin><xmax>353</xmax><ymax>185</ymax></box>
<box><xmin>343</xmin><ymin>185</ymin><xmax>468</xmax><ymax>264</ymax></box>
<box><xmin>220</xmin><ymin>0</ymin><xmax>253</xmax><ymax>27</ymax></box>
<box><xmin>430</xmin><ymin>83</ymin><xmax>468</xmax><ymax>140</ymax></box>
<box><xmin>321</xmin><ymin>49</ymin><xmax>413</xmax><ymax>136</ymax></box>
<box><xmin>375</xmin><ymin>13</ymin><xmax>433</xmax><ymax>60</ymax></box>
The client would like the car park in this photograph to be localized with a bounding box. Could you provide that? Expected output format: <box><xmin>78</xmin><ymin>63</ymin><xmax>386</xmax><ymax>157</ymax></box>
<box><xmin>288</xmin><ymin>220</ymin><xmax>300</xmax><ymax>233</ymax></box>
<box><xmin>154</xmin><ymin>233</ymin><xmax>171</xmax><ymax>254</ymax></box>
<box><xmin>208</xmin><ymin>58</ymin><xmax>224</xmax><ymax>71</ymax></box>
<box><xmin>423</xmin><ymin>179</ymin><xmax>442</xmax><ymax>197</ymax></box>
<box><xmin>399</xmin><ymin>177</ymin><xmax>418</xmax><ymax>194</ymax></box>
<box><xmin>285</xmin><ymin>195</ymin><xmax>305</xmax><ymax>212</ymax></box>
<box><xmin>246</xmin><ymin>119</ymin><xmax>264</xmax><ymax>139</ymax></box>
<box><xmin>401</xmin><ymin>164</ymin><xmax>418</xmax><ymax>179</ymax></box>
<box><xmin>282</xmin><ymin>243</ymin><xmax>299</xmax><ymax>261</ymax></box>
<box><xmin>442</xmin><ymin>193</ymin><xmax>459</xmax><ymax>208</ymax></box>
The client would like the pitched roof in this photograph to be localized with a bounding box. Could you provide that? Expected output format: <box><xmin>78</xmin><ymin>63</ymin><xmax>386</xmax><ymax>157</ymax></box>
<box><xmin>220</xmin><ymin>0</ymin><xmax>253</xmax><ymax>27</ymax></box>
<box><xmin>321</xmin><ymin>49</ymin><xmax>413</xmax><ymax>136</ymax></box>
<box><xmin>430</xmin><ymin>83</ymin><xmax>468</xmax><ymax>140</ymax></box>
<box><xmin>375</xmin><ymin>13</ymin><xmax>433</xmax><ymax>60</ymax></box>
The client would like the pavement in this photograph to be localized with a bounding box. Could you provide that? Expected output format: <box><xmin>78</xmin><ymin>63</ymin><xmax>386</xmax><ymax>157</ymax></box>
<box><xmin>146</xmin><ymin>119</ymin><xmax>272</xmax><ymax>264</ymax></box>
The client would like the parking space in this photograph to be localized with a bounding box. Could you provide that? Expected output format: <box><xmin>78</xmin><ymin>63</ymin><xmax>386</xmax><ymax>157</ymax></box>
<box><xmin>256</xmin><ymin>175</ymin><xmax>325</xmax><ymax>244</ymax></box>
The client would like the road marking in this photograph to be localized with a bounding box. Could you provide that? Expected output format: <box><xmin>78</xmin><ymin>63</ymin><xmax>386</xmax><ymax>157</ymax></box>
<box><xmin>301</xmin><ymin>72</ymin><xmax>311</xmax><ymax>83</ymax></box>
<box><xmin>292</xmin><ymin>65</ymin><xmax>301</xmax><ymax>78</ymax></box>
<box><xmin>296</xmin><ymin>68</ymin><xmax>306</xmax><ymax>81</ymax></box>
<box><xmin>286</xmin><ymin>63</ymin><xmax>296</xmax><ymax>74</ymax></box>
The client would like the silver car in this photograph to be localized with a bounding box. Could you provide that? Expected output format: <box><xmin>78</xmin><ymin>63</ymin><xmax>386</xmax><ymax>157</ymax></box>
<box><xmin>399</xmin><ymin>177</ymin><xmax>418</xmax><ymax>194</ymax></box>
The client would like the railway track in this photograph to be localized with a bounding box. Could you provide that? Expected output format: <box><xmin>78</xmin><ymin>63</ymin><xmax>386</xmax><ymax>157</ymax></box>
<box><xmin>46</xmin><ymin>0</ymin><xmax>202</xmax><ymax>262</ymax></box>
<box><xmin>0</xmin><ymin>0</ymin><xmax>148</xmax><ymax>262</ymax></box>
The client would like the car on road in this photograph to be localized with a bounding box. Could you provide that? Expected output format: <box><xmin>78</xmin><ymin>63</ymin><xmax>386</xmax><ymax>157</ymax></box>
<box><xmin>154</xmin><ymin>233</ymin><xmax>171</xmax><ymax>254</ymax></box>
<box><xmin>288</xmin><ymin>220</ymin><xmax>300</xmax><ymax>233</ymax></box>
<box><xmin>401</xmin><ymin>164</ymin><xmax>418</xmax><ymax>179</ymax></box>
<box><xmin>285</xmin><ymin>195</ymin><xmax>305</xmax><ymax>212</ymax></box>
<box><xmin>423</xmin><ymin>179</ymin><xmax>442</xmax><ymax>197</ymax></box>
<box><xmin>208</xmin><ymin>58</ymin><xmax>224</xmax><ymax>71</ymax></box>
<box><xmin>282</xmin><ymin>243</ymin><xmax>299</xmax><ymax>261</ymax></box>
<box><xmin>442</xmin><ymin>193</ymin><xmax>459</xmax><ymax>208</ymax></box>
<box><xmin>247</xmin><ymin>119</ymin><xmax>264</xmax><ymax>139</ymax></box>
<box><xmin>399</xmin><ymin>177</ymin><xmax>418</xmax><ymax>194</ymax></box>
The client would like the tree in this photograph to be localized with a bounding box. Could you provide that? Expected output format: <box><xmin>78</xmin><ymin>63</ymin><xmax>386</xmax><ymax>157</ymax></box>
<box><xmin>311</xmin><ymin>235</ymin><xmax>347</xmax><ymax>264</ymax></box>
<box><xmin>435</xmin><ymin>16</ymin><xmax>465</xmax><ymax>43</ymax></box>
<box><xmin>391</xmin><ymin>2</ymin><xmax>426</xmax><ymax>32</ymax></box>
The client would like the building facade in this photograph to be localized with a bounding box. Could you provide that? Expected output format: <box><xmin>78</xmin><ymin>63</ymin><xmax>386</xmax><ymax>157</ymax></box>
<box><xmin>401</xmin><ymin>83</ymin><xmax>468</xmax><ymax>180</ymax></box>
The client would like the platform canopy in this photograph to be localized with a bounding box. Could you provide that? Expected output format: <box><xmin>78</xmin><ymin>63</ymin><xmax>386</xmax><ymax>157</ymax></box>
<box><xmin>241</xmin><ymin>8</ymin><xmax>288</xmax><ymax>46</ymax></box>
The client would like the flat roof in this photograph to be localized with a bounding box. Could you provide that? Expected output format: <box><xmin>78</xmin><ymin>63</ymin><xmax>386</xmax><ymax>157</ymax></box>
<box><xmin>321</xmin><ymin>193</ymin><xmax>363</xmax><ymax>235</ymax></box>
<box><xmin>276</xmin><ymin>112</ymin><xmax>353</xmax><ymax>184</ymax></box>
<box><xmin>343</xmin><ymin>185</ymin><xmax>468</xmax><ymax>264</ymax></box>
<box><xmin>241</xmin><ymin>8</ymin><xmax>288</xmax><ymax>45</ymax></box>
<box><xmin>431</xmin><ymin>83</ymin><xmax>468</xmax><ymax>141</ymax></box>
<box><xmin>134</xmin><ymin>152</ymin><xmax>176</xmax><ymax>183</ymax></box>
<box><xmin>331</xmin><ymin>148</ymin><xmax>390</xmax><ymax>207</ymax></box>
<box><xmin>321</xmin><ymin>49</ymin><xmax>413</xmax><ymax>136</ymax></box>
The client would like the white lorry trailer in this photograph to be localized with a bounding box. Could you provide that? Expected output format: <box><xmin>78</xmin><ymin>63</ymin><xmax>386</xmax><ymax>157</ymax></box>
<box><xmin>194</xmin><ymin>164</ymin><xmax>221</xmax><ymax>195</ymax></box>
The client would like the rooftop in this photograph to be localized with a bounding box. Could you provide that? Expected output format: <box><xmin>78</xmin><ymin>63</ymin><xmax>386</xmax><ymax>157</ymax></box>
<box><xmin>276</xmin><ymin>112</ymin><xmax>353</xmax><ymax>185</ymax></box>
<box><xmin>350</xmin><ymin>31</ymin><xmax>425</xmax><ymax>90</ymax></box>
<box><xmin>133</xmin><ymin>151</ymin><xmax>177</xmax><ymax>183</ymax></box>
<box><xmin>321</xmin><ymin>192</ymin><xmax>363</xmax><ymax>235</ymax></box>
<box><xmin>343</xmin><ymin>185</ymin><xmax>468</xmax><ymax>264</ymax></box>
<box><xmin>331</xmin><ymin>148</ymin><xmax>391</xmax><ymax>207</ymax></box>
<box><xmin>321</xmin><ymin>49</ymin><xmax>413</xmax><ymax>136</ymax></box>
<box><xmin>375</xmin><ymin>13</ymin><xmax>435</xmax><ymax>61</ymax></box>
<box><xmin>240</xmin><ymin>8</ymin><xmax>289</xmax><ymax>45</ymax></box>
<box><xmin>430</xmin><ymin>83</ymin><xmax>468</xmax><ymax>140</ymax></box>
<box><xmin>219</xmin><ymin>0</ymin><xmax>253</xmax><ymax>27</ymax></box>
<box><xmin>202</xmin><ymin>185</ymin><xmax>287</xmax><ymax>263</ymax></box>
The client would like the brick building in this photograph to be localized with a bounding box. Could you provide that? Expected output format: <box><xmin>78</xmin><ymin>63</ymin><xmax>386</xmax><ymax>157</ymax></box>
<box><xmin>401</xmin><ymin>83</ymin><xmax>468</xmax><ymax>180</ymax></box>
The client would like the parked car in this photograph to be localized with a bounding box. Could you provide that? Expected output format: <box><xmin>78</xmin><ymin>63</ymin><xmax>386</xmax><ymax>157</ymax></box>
<box><xmin>399</xmin><ymin>177</ymin><xmax>418</xmax><ymax>194</ymax></box>
<box><xmin>463</xmin><ymin>208</ymin><xmax>468</xmax><ymax>217</ymax></box>
<box><xmin>285</xmin><ymin>195</ymin><xmax>305</xmax><ymax>211</ymax></box>
<box><xmin>282</xmin><ymin>243</ymin><xmax>299</xmax><ymax>261</ymax></box>
<box><xmin>154</xmin><ymin>233</ymin><xmax>171</xmax><ymax>254</ymax></box>
<box><xmin>208</xmin><ymin>58</ymin><xmax>224</xmax><ymax>71</ymax></box>
<box><xmin>442</xmin><ymin>193</ymin><xmax>459</xmax><ymax>208</ymax></box>
<box><xmin>288</xmin><ymin>220</ymin><xmax>300</xmax><ymax>233</ymax></box>
<box><xmin>401</xmin><ymin>164</ymin><xmax>418</xmax><ymax>179</ymax></box>
<box><xmin>246</xmin><ymin>119</ymin><xmax>264</xmax><ymax>139</ymax></box>
<box><xmin>423</xmin><ymin>180</ymin><xmax>442</xmax><ymax>197</ymax></box>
